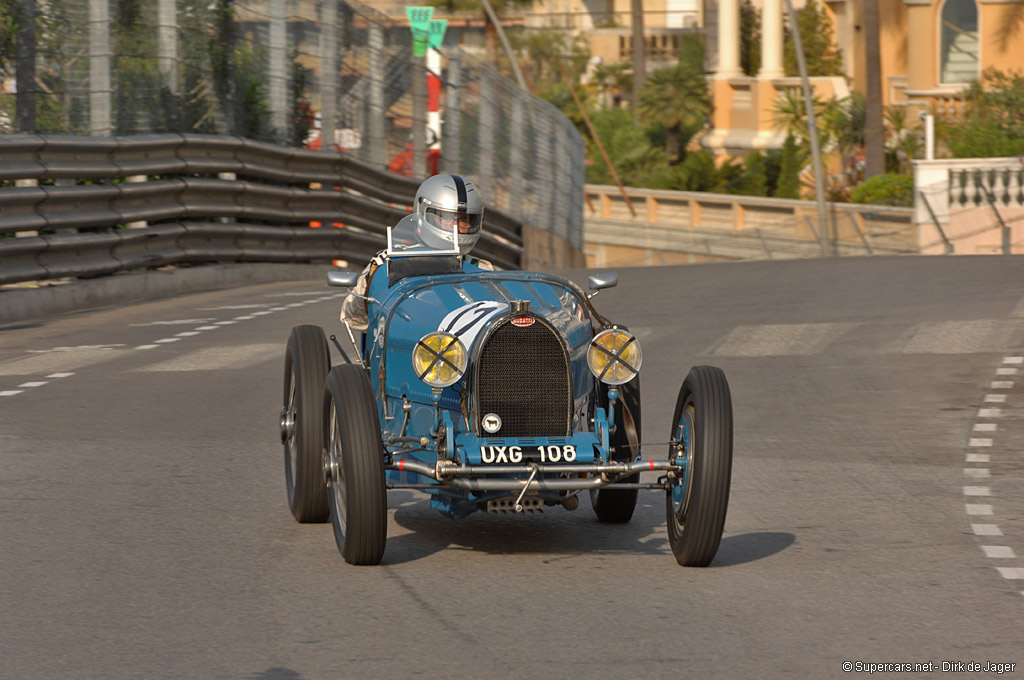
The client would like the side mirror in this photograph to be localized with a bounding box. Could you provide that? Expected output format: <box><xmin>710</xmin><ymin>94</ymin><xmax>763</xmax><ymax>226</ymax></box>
<box><xmin>588</xmin><ymin>272</ymin><xmax>618</xmax><ymax>291</ymax></box>
<box><xmin>327</xmin><ymin>271</ymin><xmax>359</xmax><ymax>288</ymax></box>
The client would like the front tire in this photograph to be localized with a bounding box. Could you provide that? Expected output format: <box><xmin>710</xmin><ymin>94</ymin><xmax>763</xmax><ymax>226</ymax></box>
<box><xmin>282</xmin><ymin>325</ymin><xmax>331</xmax><ymax>523</ymax></box>
<box><xmin>666</xmin><ymin>366</ymin><xmax>733</xmax><ymax>567</ymax></box>
<box><xmin>324</xmin><ymin>364</ymin><xmax>387</xmax><ymax>565</ymax></box>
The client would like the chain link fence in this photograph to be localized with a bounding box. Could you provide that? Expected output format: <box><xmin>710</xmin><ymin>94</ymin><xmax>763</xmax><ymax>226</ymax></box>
<box><xmin>0</xmin><ymin>0</ymin><xmax>583</xmax><ymax>249</ymax></box>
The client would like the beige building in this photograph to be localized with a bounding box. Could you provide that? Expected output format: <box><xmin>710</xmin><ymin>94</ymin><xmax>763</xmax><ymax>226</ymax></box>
<box><xmin>707</xmin><ymin>0</ymin><xmax>1023</xmax><ymax>159</ymax></box>
<box><xmin>836</xmin><ymin>0</ymin><xmax>1024</xmax><ymax>115</ymax></box>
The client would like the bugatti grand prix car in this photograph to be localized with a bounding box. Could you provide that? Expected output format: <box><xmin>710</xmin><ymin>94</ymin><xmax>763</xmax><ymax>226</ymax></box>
<box><xmin>280</xmin><ymin>220</ymin><xmax>733</xmax><ymax>566</ymax></box>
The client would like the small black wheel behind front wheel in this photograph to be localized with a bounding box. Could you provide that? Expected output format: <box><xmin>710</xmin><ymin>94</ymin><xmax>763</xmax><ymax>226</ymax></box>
<box><xmin>590</xmin><ymin>374</ymin><xmax>642</xmax><ymax>523</ymax></box>
<box><xmin>666</xmin><ymin>365</ymin><xmax>733</xmax><ymax>567</ymax></box>
<box><xmin>282</xmin><ymin>325</ymin><xmax>331</xmax><ymax>523</ymax></box>
<box><xmin>324</xmin><ymin>364</ymin><xmax>387</xmax><ymax>565</ymax></box>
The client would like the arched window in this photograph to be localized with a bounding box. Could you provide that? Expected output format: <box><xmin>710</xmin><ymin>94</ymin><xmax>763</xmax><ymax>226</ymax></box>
<box><xmin>940</xmin><ymin>0</ymin><xmax>979</xmax><ymax>84</ymax></box>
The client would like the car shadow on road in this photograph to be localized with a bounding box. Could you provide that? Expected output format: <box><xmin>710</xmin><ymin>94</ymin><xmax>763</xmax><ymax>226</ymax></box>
<box><xmin>383</xmin><ymin>491</ymin><xmax>795</xmax><ymax>566</ymax></box>
<box><xmin>709</xmin><ymin>531</ymin><xmax>796</xmax><ymax>567</ymax></box>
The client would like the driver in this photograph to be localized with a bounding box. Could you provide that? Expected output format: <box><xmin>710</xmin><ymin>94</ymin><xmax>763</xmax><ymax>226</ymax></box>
<box><xmin>340</xmin><ymin>173</ymin><xmax>489</xmax><ymax>332</ymax></box>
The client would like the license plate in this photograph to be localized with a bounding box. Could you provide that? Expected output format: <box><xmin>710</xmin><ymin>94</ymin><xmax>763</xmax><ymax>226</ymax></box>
<box><xmin>479</xmin><ymin>444</ymin><xmax>578</xmax><ymax>464</ymax></box>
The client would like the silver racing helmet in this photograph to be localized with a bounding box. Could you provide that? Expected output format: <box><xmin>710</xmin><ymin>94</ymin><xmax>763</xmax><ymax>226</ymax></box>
<box><xmin>413</xmin><ymin>174</ymin><xmax>484</xmax><ymax>255</ymax></box>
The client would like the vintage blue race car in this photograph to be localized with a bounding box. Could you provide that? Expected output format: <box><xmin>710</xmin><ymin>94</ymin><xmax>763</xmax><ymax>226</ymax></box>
<box><xmin>280</xmin><ymin>219</ymin><xmax>734</xmax><ymax>566</ymax></box>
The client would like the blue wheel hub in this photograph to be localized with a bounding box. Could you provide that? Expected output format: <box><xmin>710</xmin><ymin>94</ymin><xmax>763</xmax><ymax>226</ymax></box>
<box><xmin>671</xmin><ymin>410</ymin><xmax>693</xmax><ymax>517</ymax></box>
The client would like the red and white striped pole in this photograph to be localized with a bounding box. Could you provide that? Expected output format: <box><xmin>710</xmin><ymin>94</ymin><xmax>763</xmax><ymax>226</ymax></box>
<box><xmin>426</xmin><ymin>46</ymin><xmax>441</xmax><ymax>176</ymax></box>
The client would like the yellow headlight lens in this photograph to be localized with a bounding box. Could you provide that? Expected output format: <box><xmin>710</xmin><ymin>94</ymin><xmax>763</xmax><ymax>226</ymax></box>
<box><xmin>588</xmin><ymin>329</ymin><xmax>642</xmax><ymax>385</ymax></box>
<box><xmin>412</xmin><ymin>332</ymin><xmax>468</xmax><ymax>388</ymax></box>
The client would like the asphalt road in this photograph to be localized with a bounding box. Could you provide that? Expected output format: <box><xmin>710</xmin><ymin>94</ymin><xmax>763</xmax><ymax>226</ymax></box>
<box><xmin>2</xmin><ymin>256</ymin><xmax>1023</xmax><ymax>679</ymax></box>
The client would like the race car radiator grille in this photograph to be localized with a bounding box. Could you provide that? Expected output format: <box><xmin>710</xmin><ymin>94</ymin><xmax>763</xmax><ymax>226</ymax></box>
<box><xmin>475</xmin><ymin>319</ymin><xmax>571</xmax><ymax>437</ymax></box>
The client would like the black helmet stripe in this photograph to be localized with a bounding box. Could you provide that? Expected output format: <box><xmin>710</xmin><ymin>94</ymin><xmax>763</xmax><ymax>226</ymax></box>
<box><xmin>452</xmin><ymin>174</ymin><xmax>467</xmax><ymax>210</ymax></box>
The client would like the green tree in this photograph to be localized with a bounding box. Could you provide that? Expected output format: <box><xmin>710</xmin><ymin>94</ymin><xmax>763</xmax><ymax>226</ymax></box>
<box><xmin>737</xmin><ymin>150</ymin><xmax>768</xmax><ymax>196</ymax></box>
<box><xmin>784</xmin><ymin>0</ymin><xmax>843</xmax><ymax>77</ymax></box>
<box><xmin>776</xmin><ymin>134</ymin><xmax>803</xmax><ymax>198</ymax></box>
<box><xmin>635</xmin><ymin>33</ymin><xmax>710</xmax><ymax>163</ymax></box>
<box><xmin>740</xmin><ymin>0</ymin><xmax>761</xmax><ymax>77</ymax></box>
<box><xmin>584</xmin><ymin>108</ymin><xmax>666</xmax><ymax>187</ymax></box>
<box><xmin>944</xmin><ymin>69</ymin><xmax>1024</xmax><ymax>158</ymax></box>
<box><xmin>851</xmin><ymin>173</ymin><xmax>913</xmax><ymax>207</ymax></box>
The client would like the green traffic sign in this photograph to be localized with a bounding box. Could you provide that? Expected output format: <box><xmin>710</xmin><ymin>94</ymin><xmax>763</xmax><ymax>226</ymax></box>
<box><xmin>427</xmin><ymin>19</ymin><xmax>448</xmax><ymax>49</ymax></box>
<box><xmin>406</xmin><ymin>6</ymin><xmax>433</xmax><ymax>56</ymax></box>
<box><xmin>405</xmin><ymin>6</ymin><xmax>433</xmax><ymax>32</ymax></box>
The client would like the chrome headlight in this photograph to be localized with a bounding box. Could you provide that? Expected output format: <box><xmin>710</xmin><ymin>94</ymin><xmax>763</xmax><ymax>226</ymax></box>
<box><xmin>413</xmin><ymin>332</ymin><xmax>468</xmax><ymax>388</ymax></box>
<box><xmin>587</xmin><ymin>328</ymin><xmax>642</xmax><ymax>385</ymax></box>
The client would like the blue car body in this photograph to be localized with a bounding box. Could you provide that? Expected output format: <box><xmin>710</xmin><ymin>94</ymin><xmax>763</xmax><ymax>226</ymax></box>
<box><xmin>361</xmin><ymin>259</ymin><xmax>616</xmax><ymax>516</ymax></box>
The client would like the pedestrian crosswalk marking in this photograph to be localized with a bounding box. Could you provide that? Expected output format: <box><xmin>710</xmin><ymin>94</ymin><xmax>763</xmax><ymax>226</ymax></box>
<box><xmin>705</xmin><ymin>323</ymin><xmax>856</xmax><ymax>357</ymax></box>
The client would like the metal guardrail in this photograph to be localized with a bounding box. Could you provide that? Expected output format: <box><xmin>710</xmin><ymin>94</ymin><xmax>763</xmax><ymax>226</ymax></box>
<box><xmin>0</xmin><ymin>134</ymin><xmax>525</xmax><ymax>284</ymax></box>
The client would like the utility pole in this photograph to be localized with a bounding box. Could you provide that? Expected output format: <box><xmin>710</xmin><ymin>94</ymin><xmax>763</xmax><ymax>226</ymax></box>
<box><xmin>782</xmin><ymin>0</ymin><xmax>830</xmax><ymax>257</ymax></box>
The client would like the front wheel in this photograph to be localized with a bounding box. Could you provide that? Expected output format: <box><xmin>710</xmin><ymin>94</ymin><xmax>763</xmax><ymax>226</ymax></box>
<box><xmin>666</xmin><ymin>365</ymin><xmax>733</xmax><ymax>567</ymax></box>
<box><xmin>324</xmin><ymin>364</ymin><xmax>387</xmax><ymax>565</ymax></box>
<box><xmin>282</xmin><ymin>325</ymin><xmax>331</xmax><ymax>523</ymax></box>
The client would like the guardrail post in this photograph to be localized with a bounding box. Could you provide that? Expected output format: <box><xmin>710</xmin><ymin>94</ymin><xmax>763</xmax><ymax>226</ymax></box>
<box><xmin>688</xmin><ymin>198</ymin><xmax>701</xmax><ymax>228</ymax></box>
<box><xmin>13</xmin><ymin>179</ymin><xmax>39</xmax><ymax>237</ymax></box>
<box><xmin>125</xmin><ymin>175</ymin><xmax>149</xmax><ymax>228</ymax></box>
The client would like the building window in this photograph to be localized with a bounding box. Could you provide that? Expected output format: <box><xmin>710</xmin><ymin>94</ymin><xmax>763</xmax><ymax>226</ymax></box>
<box><xmin>940</xmin><ymin>0</ymin><xmax>979</xmax><ymax>84</ymax></box>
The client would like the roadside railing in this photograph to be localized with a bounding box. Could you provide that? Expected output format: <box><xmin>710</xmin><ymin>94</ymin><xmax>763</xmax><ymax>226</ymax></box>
<box><xmin>914</xmin><ymin>156</ymin><xmax>1024</xmax><ymax>255</ymax></box>
<box><xmin>0</xmin><ymin>134</ymin><xmax>526</xmax><ymax>285</ymax></box>
<box><xmin>583</xmin><ymin>184</ymin><xmax>917</xmax><ymax>265</ymax></box>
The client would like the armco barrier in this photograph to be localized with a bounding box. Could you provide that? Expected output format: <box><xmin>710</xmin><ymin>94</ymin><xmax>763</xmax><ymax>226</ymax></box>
<box><xmin>0</xmin><ymin>134</ymin><xmax>526</xmax><ymax>285</ymax></box>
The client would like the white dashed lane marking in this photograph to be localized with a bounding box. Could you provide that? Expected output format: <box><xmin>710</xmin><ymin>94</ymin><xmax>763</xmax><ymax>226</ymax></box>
<box><xmin>964</xmin><ymin>353</ymin><xmax>1024</xmax><ymax>591</ymax></box>
<box><xmin>1</xmin><ymin>291</ymin><xmax>344</xmax><ymax>398</ymax></box>
<box><xmin>129</xmin><ymin>318</ymin><xmax>216</xmax><ymax>327</ymax></box>
<box><xmin>972</xmin><ymin>524</ymin><xmax>1003</xmax><ymax>536</ymax></box>
<box><xmin>0</xmin><ymin>349</ymin><xmax>122</xmax><ymax>375</ymax></box>
<box><xmin>135</xmin><ymin>344</ymin><xmax>282</xmax><ymax>372</ymax></box>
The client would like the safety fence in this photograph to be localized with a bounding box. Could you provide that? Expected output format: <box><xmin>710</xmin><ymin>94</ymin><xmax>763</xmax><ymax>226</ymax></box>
<box><xmin>0</xmin><ymin>133</ymin><xmax>525</xmax><ymax>285</ymax></box>
<box><xmin>0</xmin><ymin>0</ymin><xmax>584</xmax><ymax>252</ymax></box>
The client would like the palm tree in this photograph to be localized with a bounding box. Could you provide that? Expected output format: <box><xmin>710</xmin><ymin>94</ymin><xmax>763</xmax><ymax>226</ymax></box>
<box><xmin>862</xmin><ymin>0</ymin><xmax>884</xmax><ymax>177</ymax></box>
<box><xmin>636</xmin><ymin>64</ymin><xmax>710</xmax><ymax>163</ymax></box>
